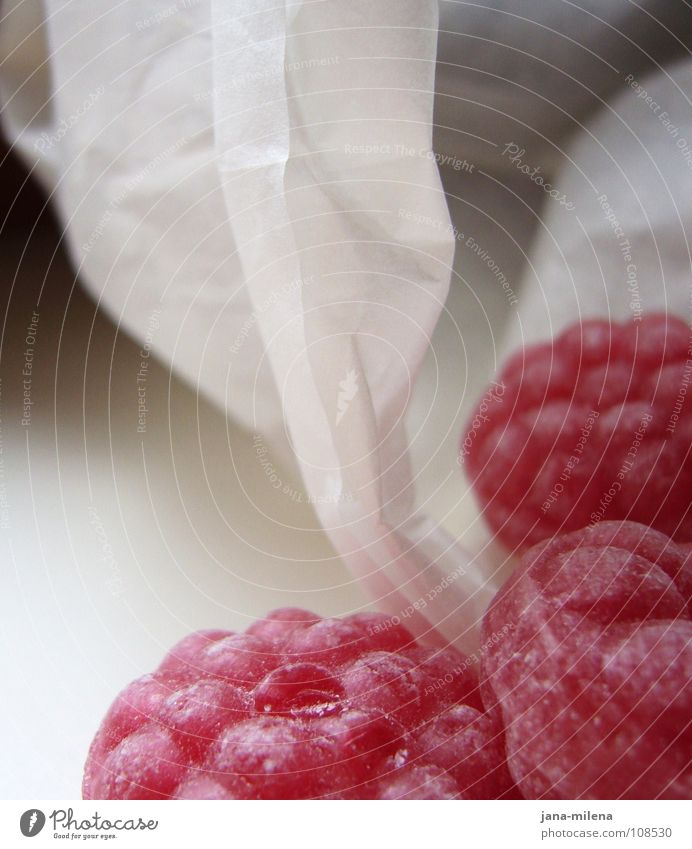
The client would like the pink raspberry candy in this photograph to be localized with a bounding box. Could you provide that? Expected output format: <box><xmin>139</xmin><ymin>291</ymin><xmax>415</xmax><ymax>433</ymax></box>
<box><xmin>463</xmin><ymin>314</ymin><xmax>691</xmax><ymax>549</ymax></box>
<box><xmin>481</xmin><ymin>521</ymin><xmax>692</xmax><ymax>799</ymax></box>
<box><xmin>83</xmin><ymin>609</ymin><xmax>516</xmax><ymax>799</ymax></box>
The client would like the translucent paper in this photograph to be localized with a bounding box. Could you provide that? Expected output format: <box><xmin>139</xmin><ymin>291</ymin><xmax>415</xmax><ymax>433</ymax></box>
<box><xmin>211</xmin><ymin>0</ymin><xmax>497</xmax><ymax>652</ymax></box>
<box><xmin>0</xmin><ymin>0</ymin><xmax>494</xmax><ymax>653</ymax></box>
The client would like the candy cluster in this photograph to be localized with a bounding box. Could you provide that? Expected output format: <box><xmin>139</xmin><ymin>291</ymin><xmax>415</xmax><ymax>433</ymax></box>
<box><xmin>84</xmin><ymin>316</ymin><xmax>691</xmax><ymax>798</ymax></box>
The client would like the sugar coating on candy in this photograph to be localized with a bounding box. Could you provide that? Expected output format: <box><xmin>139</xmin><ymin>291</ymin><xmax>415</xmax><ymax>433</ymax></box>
<box><xmin>83</xmin><ymin>609</ymin><xmax>516</xmax><ymax>799</ymax></box>
<box><xmin>481</xmin><ymin>521</ymin><xmax>692</xmax><ymax>799</ymax></box>
<box><xmin>462</xmin><ymin>314</ymin><xmax>692</xmax><ymax>549</ymax></box>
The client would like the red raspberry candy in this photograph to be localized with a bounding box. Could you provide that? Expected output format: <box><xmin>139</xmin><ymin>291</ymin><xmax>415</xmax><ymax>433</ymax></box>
<box><xmin>462</xmin><ymin>314</ymin><xmax>692</xmax><ymax>549</ymax></box>
<box><xmin>83</xmin><ymin>609</ymin><xmax>516</xmax><ymax>799</ymax></box>
<box><xmin>481</xmin><ymin>521</ymin><xmax>692</xmax><ymax>799</ymax></box>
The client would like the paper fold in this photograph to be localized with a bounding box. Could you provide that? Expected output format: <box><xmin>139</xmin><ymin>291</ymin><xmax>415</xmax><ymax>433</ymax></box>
<box><xmin>211</xmin><ymin>0</ymin><xmax>494</xmax><ymax>652</ymax></box>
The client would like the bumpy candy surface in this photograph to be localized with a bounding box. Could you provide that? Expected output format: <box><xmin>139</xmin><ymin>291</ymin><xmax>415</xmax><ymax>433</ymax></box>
<box><xmin>481</xmin><ymin>521</ymin><xmax>692</xmax><ymax>799</ymax></box>
<box><xmin>462</xmin><ymin>314</ymin><xmax>691</xmax><ymax>549</ymax></box>
<box><xmin>83</xmin><ymin>609</ymin><xmax>517</xmax><ymax>799</ymax></box>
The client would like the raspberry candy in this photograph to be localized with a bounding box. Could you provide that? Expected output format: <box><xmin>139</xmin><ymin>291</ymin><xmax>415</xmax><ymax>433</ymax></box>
<box><xmin>481</xmin><ymin>521</ymin><xmax>692</xmax><ymax>799</ymax></box>
<box><xmin>83</xmin><ymin>609</ymin><xmax>516</xmax><ymax>799</ymax></box>
<box><xmin>462</xmin><ymin>314</ymin><xmax>691</xmax><ymax>549</ymax></box>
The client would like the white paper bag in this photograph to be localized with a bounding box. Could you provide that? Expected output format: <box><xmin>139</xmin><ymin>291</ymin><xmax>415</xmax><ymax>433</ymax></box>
<box><xmin>2</xmin><ymin>1</ymin><xmax>688</xmax><ymax>656</ymax></box>
<box><xmin>1</xmin><ymin>0</ymin><xmax>498</xmax><ymax>653</ymax></box>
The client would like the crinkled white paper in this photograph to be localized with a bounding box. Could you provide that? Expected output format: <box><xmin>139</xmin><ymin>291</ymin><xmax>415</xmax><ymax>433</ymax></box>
<box><xmin>1</xmin><ymin>0</ymin><xmax>495</xmax><ymax>653</ymax></box>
